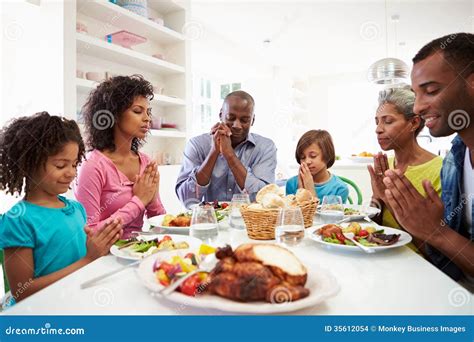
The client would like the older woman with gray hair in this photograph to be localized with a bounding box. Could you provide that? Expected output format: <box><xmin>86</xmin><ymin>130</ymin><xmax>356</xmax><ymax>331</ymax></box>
<box><xmin>368</xmin><ymin>85</ymin><xmax>442</xmax><ymax>249</ymax></box>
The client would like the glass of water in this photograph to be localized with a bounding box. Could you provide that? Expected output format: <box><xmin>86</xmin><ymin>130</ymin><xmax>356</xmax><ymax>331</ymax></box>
<box><xmin>190</xmin><ymin>205</ymin><xmax>218</xmax><ymax>244</ymax></box>
<box><xmin>319</xmin><ymin>195</ymin><xmax>344</xmax><ymax>224</ymax></box>
<box><xmin>229</xmin><ymin>193</ymin><xmax>250</xmax><ymax>230</ymax></box>
<box><xmin>275</xmin><ymin>207</ymin><xmax>305</xmax><ymax>247</ymax></box>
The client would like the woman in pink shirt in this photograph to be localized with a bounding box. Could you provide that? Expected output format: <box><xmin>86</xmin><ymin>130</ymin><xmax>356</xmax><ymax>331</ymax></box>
<box><xmin>75</xmin><ymin>75</ymin><xmax>166</xmax><ymax>238</ymax></box>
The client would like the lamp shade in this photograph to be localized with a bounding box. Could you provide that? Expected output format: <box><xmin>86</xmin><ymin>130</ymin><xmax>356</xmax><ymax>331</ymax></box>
<box><xmin>367</xmin><ymin>58</ymin><xmax>409</xmax><ymax>85</ymax></box>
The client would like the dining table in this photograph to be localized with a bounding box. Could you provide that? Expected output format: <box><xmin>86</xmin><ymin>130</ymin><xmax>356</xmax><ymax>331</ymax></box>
<box><xmin>2</xmin><ymin>217</ymin><xmax>472</xmax><ymax>316</ymax></box>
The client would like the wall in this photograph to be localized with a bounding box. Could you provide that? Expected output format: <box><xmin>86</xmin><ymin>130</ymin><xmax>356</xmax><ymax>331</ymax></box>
<box><xmin>1</xmin><ymin>0</ymin><xmax>68</xmax><ymax>213</ymax></box>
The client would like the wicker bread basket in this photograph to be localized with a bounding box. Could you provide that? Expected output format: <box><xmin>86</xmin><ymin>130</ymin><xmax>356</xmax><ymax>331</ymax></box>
<box><xmin>240</xmin><ymin>199</ymin><xmax>318</xmax><ymax>240</ymax></box>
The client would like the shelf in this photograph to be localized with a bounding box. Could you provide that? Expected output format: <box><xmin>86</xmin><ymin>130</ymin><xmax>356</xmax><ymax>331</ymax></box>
<box><xmin>76</xmin><ymin>78</ymin><xmax>98</xmax><ymax>93</ymax></box>
<box><xmin>147</xmin><ymin>0</ymin><xmax>185</xmax><ymax>14</ymax></box>
<box><xmin>75</xmin><ymin>78</ymin><xmax>185</xmax><ymax>106</ymax></box>
<box><xmin>77</xmin><ymin>1</ymin><xmax>185</xmax><ymax>45</ymax></box>
<box><xmin>149</xmin><ymin>129</ymin><xmax>186</xmax><ymax>138</ymax></box>
<box><xmin>76</xmin><ymin>33</ymin><xmax>185</xmax><ymax>75</ymax></box>
<box><xmin>152</xmin><ymin>94</ymin><xmax>185</xmax><ymax>106</ymax></box>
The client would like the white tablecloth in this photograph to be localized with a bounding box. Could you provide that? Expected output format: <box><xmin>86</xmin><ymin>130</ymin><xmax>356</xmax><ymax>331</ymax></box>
<box><xmin>3</xmin><ymin>225</ymin><xmax>472</xmax><ymax>315</ymax></box>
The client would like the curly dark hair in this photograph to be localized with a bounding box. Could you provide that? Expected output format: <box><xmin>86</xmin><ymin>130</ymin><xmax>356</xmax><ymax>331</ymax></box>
<box><xmin>0</xmin><ymin>111</ymin><xmax>85</xmax><ymax>196</ymax></box>
<box><xmin>82</xmin><ymin>74</ymin><xmax>154</xmax><ymax>153</ymax></box>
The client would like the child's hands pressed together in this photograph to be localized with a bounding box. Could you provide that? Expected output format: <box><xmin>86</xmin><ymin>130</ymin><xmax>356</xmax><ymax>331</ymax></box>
<box><xmin>133</xmin><ymin>161</ymin><xmax>159</xmax><ymax>206</ymax></box>
<box><xmin>298</xmin><ymin>162</ymin><xmax>317</xmax><ymax>198</ymax></box>
<box><xmin>85</xmin><ymin>218</ymin><xmax>123</xmax><ymax>261</ymax></box>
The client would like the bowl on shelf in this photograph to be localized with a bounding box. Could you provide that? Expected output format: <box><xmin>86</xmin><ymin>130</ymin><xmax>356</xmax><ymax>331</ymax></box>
<box><xmin>149</xmin><ymin>17</ymin><xmax>164</xmax><ymax>26</ymax></box>
<box><xmin>86</xmin><ymin>72</ymin><xmax>105</xmax><ymax>82</ymax></box>
<box><xmin>152</xmin><ymin>53</ymin><xmax>165</xmax><ymax>60</ymax></box>
<box><xmin>76</xmin><ymin>22</ymin><xmax>88</xmax><ymax>34</ymax></box>
<box><xmin>118</xmin><ymin>0</ymin><xmax>148</xmax><ymax>17</ymax></box>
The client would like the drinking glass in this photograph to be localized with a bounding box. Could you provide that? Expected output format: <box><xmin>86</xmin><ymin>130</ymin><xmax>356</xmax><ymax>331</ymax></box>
<box><xmin>190</xmin><ymin>205</ymin><xmax>218</xmax><ymax>244</ymax></box>
<box><xmin>319</xmin><ymin>195</ymin><xmax>344</xmax><ymax>224</ymax></box>
<box><xmin>275</xmin><ymin>207</ymin><xmax>305</xmax><ymax>247</ymax></box>
<box><xmin>229</xmin><ymin>193</ymin><xmax>250</xmax><ymax>230</ymax></box>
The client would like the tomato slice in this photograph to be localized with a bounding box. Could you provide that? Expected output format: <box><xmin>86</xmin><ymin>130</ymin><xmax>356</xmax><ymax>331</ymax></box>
<box><xmin>180</xmin><ymin>274</ymin><xmax>202</xmax><ymax>297</ymax></box>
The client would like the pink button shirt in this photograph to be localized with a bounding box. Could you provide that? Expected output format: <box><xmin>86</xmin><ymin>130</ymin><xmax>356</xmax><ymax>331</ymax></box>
<box><xmin>74</xmin><ymin>150</ymin><xmax>166</xmax><ymax>238</ymax></box>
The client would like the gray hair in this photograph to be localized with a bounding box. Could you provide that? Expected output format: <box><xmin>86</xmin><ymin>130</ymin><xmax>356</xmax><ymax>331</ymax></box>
<box><xmin>377</xmin><ymin>85</ymin><xmax>424</xmax><ymax>136</ymax></box>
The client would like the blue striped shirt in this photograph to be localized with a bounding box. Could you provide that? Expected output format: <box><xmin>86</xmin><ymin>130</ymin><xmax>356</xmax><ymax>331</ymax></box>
<box><xmin>176</xmin><ymin>133</ymin><xmax>277</xmax><ymax>207</ymax></box>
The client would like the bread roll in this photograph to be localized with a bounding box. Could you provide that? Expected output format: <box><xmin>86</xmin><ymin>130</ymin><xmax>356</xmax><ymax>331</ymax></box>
<box><xmin>256</xmin><ymin>184</ymin><xmax>281</xmax><ymax>203</ymax></box>
<box><xmin>247</xmin><ymin>203</ymin><xmax>264</xmax><ymax>210</ymax></box>
<box><xmin>261</xmin><ymin>193</ymin><xmax>286</xmax><ymax>209</ymax></box>
<box><xmin>295</xmin><ymin>188</ymin><xmax>314</xmax><ymax>203</ymax></box>
<box><xmin>284</xmin><ymin>194</ymin><xmax>298</xmax><ymax>207</ymax></box>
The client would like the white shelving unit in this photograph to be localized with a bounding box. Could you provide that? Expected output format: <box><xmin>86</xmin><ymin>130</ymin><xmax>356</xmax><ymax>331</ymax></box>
<box><xmin>149</xmin><ymin>129</ymin><xmax>186</xmax><ymax>138</ymax></box>
<box><xmin>76</xmin><ymin>78</ymin><xmax>186</xmax><ymax>107</ymax></box>
<box><xmin>77</xmin><ymin>0</ymin><xmax>185</xmax><ymax>44</ymax></box>
<box><xmin>76</xmin><ymin>34</ymin><xmax>185</xmax><ymax>75</ymax></box>
<box><xmin>66</xmin><ymin>0</ymin><xmax>191</xmax><ymax>166</ymax></box>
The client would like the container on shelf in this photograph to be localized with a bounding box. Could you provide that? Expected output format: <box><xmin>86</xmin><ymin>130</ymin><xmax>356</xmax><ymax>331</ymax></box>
<box><xmin>149</xmin><ymin>17</ymin><xmax>164</xmax><ymax>26</ymax></box>
<box><xmin>117</xmin><ymin>0</ymin><xmax>148</xmax><ymax>18</ymax></box>
<box><xmin>105</xmin><ymin>30</ymin><xmax>147</xmax><ymax>49</ymax></box>
<box><xmin>151</xmin><ymin>116</ymin><xmax>162</xmax><ymax>129</ymax></box>
<box><xmin>76</xmin><ymin>22</ymin><xmax>88</xmax><ymax>34</ymax></box>
<box><xmin>76</xmin><ymin>70</ymin><xmax>85</xmax><ymax>79</ymax></box>
<box><xmin>152</xmin><ymin>53</ymin><xmax>165</xmax><ymax>60</ymax></box>
<box><xmin>86</xmin><ymin>72</ymin><xmax>105</xmax><ymax>82</ymax></box>
<box><xmin>153</xmin><ymin>85</ymin><xmax>164</xmax><ymax>94</ymax></box>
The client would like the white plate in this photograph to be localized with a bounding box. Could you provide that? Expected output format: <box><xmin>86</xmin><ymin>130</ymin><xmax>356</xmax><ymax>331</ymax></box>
<box><xmin>316</xmin><ymin>204</ymin><xmax>380</xmax><ymax>221</ymax></box>
<box><xmin>148</xmin><ymin>213</ymin><xmax>230</xmax><ymax>234</ymax></box>
<box><xmin>136</xmin><ymin>250</ymin><xmax>340</xmax><ymax>314</ymax></box>
<box><xmin>348</xmin><ymin>156</ymin><xmax>373</xmax><ymax>163</ymax></box>
<box><xmin>110</xmin><ymin>234</ymin><xmax>202</xmax><ymax>261</ymax></box>
<box><xmin>148</xmin><ymin>214</ymin><xmax>191</xmax><ymax>234</ymax></box>
<box><xmin>309</xmin><ymin>223</ymin><xmax>412</xmax><ymax>252</ymax></box>
<box><xmin>342</xmin><ymin>204</ymin><xmax>381</xmax><ymax>220</ymax></box>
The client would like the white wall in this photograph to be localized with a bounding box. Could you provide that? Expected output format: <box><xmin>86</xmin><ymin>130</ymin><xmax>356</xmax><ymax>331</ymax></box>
<box><xmin>1</xmin><ymin>0</ymin><xmax>66</xmax><ymax>127</ymax></box>
<box><xmin>1</xmin><ymin>0</ymin><xmax>68</xmax><ymax>213</ymax></box>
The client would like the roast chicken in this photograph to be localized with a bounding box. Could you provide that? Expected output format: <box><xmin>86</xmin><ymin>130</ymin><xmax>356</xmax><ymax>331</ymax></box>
<box><xmin>207</xmin><ymin>244</ymin><xmax>310</xmax><ymax>303</ymax></box>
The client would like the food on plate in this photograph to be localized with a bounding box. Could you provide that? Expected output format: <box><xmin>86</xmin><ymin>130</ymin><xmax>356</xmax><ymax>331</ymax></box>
<box><xmin>202</xmin><ymin>200</ymin><xmax>230</xmax><ymax>211</ymax></box>
<box><xmin>342</xmin><ymin>222</ymin><xmax>376</xmax><ymax>234</ymax></box>
<box><xmin>114</xmin><ymin>235</ymin><xmax>189</xmax><ymax>258</ymax></box>
<box><xmin>153</xmin><ymin>243</ymin><xmax>310</xmax><ymax>303</ymax></box>
<box><xmin>343</xmin><ymin>207</ymin><xmax>361</xmax><ymax>216</ymax></box>
<box><xmin>160</xmin><ymin>202</ymin><xmax>230</xmax><ymax>227</ymax></box>
<box><xmin>207</xmin><ymin>244</ymin><xmax>310</xmax><ymax>303</ymax></box>
<box><xmin>162</xmin><ymin>213</ymin><xmax>192</xmax><ymax>227</ymax></box>
<box><xmin>153</xmin><ymin>244</ymin><xmax>216</xmax><ymax>295</ymax></box>
<box><xmin>352</xmin><ymin>151</ymin><xmax>374</xmax><ymax>157</ymax></box>
<box><xmin>316</xmin><ymin>223</ymin><xmax>400</xmax><ymax>247</ymax></box>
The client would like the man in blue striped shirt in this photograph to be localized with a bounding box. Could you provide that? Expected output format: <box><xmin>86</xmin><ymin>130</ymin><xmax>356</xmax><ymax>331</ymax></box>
<box><xmin>176</xmin><ymin>91</ymin><xmax>277</xmax><ymax>207</ymax></box>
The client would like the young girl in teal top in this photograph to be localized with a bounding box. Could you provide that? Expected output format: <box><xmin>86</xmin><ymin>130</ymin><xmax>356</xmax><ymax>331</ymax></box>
<box><xmin>0</xmin><ymin>112</ymin><xmax>122</xmax><ymax>304</ymax></box>
<box><xmin>286</xmin><ymin>130</ymin><xmax>349</xmax><ymax>203</ymax></box>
